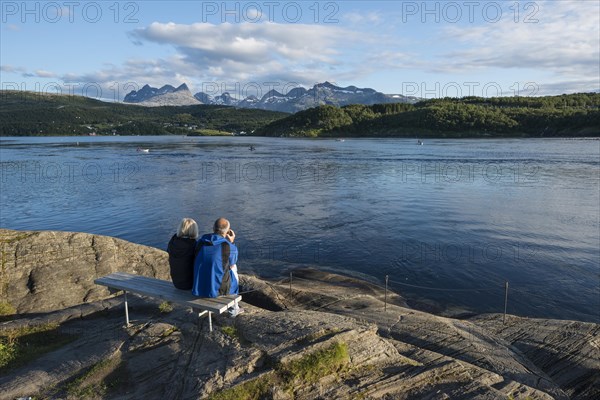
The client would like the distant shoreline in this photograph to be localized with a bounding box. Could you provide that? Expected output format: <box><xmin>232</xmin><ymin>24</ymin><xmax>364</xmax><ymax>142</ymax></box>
<box><xmin>2</xmin><ymin>90</ymin><xmax>598</xmax><ymax>137</ymax></box>
<box><xmin>2</xmin><ymin>134</ymin><xmax>600</xmax><ymax>139</ymax></box>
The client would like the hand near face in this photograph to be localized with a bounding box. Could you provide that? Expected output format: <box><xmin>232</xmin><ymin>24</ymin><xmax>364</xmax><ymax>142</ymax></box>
<box><xmin>226</xmin><ymin>229</ymin><xmax>235</xmax><ymax>243</ymax></box>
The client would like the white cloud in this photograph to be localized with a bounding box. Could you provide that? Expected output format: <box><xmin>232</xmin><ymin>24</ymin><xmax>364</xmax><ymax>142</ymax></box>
<box><xmin>34</xmin><ymin>70</ymin><xmax>56</xmax><ymax>78</ymax></box>
<box><xmin>1</xmin><ymin>65</ymin><xmax>25</xmax><ymax>73</ymax></box>
<box><xmin>342</xmin><ymin>11</ymin><xmax>382</xmax><ymax>24</ymax></box>
<box><xmin>535</xmin><ymin>79</ymin><xmax>600</xmax><ymax>96</ymax></box>
<box><xmin>2</xmin><ymin>66</ymin><xmax>58</xmax><ymax>80</ymax></box>
<box><xmin>435</xmin><ymin>0</ymin><xmax>599</xmax><ymax>80</ymax></box>
<box><xmin>127</xmin><ymin>22</ymin><xmax>357</xmax><ymax>84</ymax></box>
<box><xmin>7</xmin><ymin>1</ymin><xmax>596</xmax><ymax>99</ymax></box>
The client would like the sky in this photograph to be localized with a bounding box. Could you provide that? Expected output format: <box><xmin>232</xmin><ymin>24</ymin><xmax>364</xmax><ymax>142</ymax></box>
<box><xmin>1</xmin><ymin>0</ymin><xmax>599</xmax><ymax>101</ymax></box>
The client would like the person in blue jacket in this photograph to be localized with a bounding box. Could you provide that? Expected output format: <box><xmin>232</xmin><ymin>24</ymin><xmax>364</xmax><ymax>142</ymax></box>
<box><xmin>192</xmin><ymin>217</ymin><xmax>242</xmax><ymax>315</ymax></box>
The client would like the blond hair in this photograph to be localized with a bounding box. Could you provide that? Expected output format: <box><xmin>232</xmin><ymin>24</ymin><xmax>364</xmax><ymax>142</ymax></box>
<box><xmin>177</xmin><ymin>218</ymin><xmax>198</xmax><ymax>239</ymax></box>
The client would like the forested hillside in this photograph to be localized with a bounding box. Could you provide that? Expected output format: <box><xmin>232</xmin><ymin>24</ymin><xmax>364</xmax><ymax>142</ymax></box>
<box><xmin>0</xmin><ymin>91</ymin><xmax>287</xmax><ymax>136</ymax></box>
<box><xmin>255</xmin><ymin>93</ymin><xmax>600</xmax><ymax>137</ymax></box>
<box><xmin>2</xmin><ymin>91</ymin><xmax>598</xmax><ymax>137</ymax></box>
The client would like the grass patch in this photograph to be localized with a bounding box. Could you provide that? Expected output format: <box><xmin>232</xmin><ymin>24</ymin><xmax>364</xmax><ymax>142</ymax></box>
<box><xmin>158</xmin><ymin>301</ymin><xmax>173</xmax><ymax>313</ymax></box>
<box><xmin>220</xmin><ymin>324</ymin><xmax>251</xmax><ymax>346</ymax></box>
<box><xmin>207</xmin><ymin>342</ymin><xmax>350</xmax><ymax>399</ymax></box>
<box><xmin>507</xmin><ymin>395</ymin><xmax>534</xmax><ymax>400</ymax></box>
<box><xmin>279</xmin><ymin>342</ymin><xmax>349</xmax><ymax>388</ymax></box>
<box><xmin>1</xmin><ymin>248</ymin><xmax>11</xmax><ymax>307</ymax></box>
<box><xmin>66</xmin><ymin>357</ymin><xmax>126</xmax><ymax>398</ymax></box>
<box><xmin>206</xmin><ymin>374</ymin><xmax>273</xmax><ymax>400</ymax></box>
<box><xmin>66</xmin><ymin>359</ymin><xmax>112</xmax><ymax>397</ymax></box>
<box><xmin>161</xmin><ymin>326</ymin><xmax>179</xmax><ymax>337</ymax></box>
<box><xmin>188</xmin><ymin>129</ymin><xmax>233</xmax><ymax>136</ymax></box>
<box><xmin>0</xmin><ymin>341</ymin><xmax>17</xmax><ymax>369</ymax></box>
<box><xmin>221</xmin><ymin>325</ymin><xmax>238</xmax><ymax>339</ymax></box>
<box><xmin>0</xmin><ymin>323</ymin><xmax>78</xmax><ymax>374</ymax></box>
<box><xmin>0</xmin><ymin>301</ymin><xmax>15</xmax><ymax>316</ymax></box>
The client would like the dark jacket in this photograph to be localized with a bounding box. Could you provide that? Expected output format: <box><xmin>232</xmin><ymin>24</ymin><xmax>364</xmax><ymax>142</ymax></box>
<box><xmin>192</xmin><ymin>234</ymin><xmax>239</xmax><ymax>297</ymax></box>
<box><xmin>167</xmin><ymin>234</ymin><xmax>197</xmax><ymax>290</ymax></box>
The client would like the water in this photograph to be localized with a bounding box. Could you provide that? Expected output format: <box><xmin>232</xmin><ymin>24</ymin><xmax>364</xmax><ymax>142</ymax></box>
<box><xmin>1</xmin><ymin>136</ymin><xmax>599</xmax><ymax>322</ymax></box>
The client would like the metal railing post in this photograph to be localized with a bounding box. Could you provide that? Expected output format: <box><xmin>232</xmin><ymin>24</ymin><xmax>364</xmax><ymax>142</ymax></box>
<box><xmin>385</xmin><ymin>275</ymin><xmax>389</xmax><ymax>312</ymax></box>
<box><xmin>124</xmin><ymin>291</ymin><xmax>130</xmax><ymax>327</ymax></box>
<box><xmin>503</xmin><ymin>281</ymin><xmax>509</xmax><ymax>325</ymax></box>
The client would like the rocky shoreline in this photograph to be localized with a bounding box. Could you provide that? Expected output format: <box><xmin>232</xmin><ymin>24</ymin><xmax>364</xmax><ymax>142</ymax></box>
<box><xmin>1</xmin><ymin>229</ymin><xmax>598</xmax><ymax>399</ymax></box>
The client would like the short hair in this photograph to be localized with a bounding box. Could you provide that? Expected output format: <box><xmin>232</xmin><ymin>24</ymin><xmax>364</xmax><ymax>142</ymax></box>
<box><xmin>177</xmin><ymin>218</ymin><xmax>198</xmax><ymax>239</ymax></box>
<box><xmin>213</xmin><ymin>217</ymin><xmax>230</xmax><ymax>236</ymax></box>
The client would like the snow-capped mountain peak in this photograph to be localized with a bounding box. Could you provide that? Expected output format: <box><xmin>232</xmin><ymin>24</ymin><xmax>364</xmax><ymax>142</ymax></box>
<box><xmin>124</xmin><ymin>82</ymin><xmax>418</xmax><ymax>111</ymax></box>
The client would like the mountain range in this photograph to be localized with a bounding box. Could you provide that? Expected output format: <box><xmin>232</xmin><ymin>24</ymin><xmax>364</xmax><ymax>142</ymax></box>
<box><xmin>123</xmin><ymin>83</ymin><xmax>200</xmax><ymax>106</ymax></box>
<box><xmin>123</xmin><ymin>82</ymin><xmax>419</xmax><ymax>112</ymax></box>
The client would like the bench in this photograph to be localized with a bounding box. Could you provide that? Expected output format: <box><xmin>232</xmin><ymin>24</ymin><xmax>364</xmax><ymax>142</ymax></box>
<box><xmin>94</xmin><ymin>272</ymin><xmax>241</xmax><ymax>332</ymax></box>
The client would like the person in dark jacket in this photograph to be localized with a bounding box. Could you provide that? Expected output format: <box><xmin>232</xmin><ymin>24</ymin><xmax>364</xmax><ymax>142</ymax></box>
<box><xmin>167</xmin><ymin>218</ymin><xmax>199</xmax><ymax>290</ymax></box>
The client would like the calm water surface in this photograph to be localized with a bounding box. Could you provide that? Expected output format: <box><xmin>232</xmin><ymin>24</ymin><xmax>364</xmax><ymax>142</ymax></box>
<box><xmin>1</xmin><ymin>136</ymin><xmax>598</xmax><ymax>322</ymax></box>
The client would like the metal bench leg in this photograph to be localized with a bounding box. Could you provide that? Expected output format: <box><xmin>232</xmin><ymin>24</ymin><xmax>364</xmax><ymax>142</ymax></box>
<box><xmin>124</xmin><ymin>291</ymin><xmax>130</xmax><ymax>327</ymax></box>
<box><xmin>197</xmin><ymin>310</ymin><xmax>213</xmax><ymax>332</ymax></box>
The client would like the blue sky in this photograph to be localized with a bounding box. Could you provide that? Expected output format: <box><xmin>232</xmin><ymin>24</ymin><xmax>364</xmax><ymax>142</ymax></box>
<box><xmin>1</xmin><ymin>0</ymin><xmax>599</xmax><ymax>101</ymax></box>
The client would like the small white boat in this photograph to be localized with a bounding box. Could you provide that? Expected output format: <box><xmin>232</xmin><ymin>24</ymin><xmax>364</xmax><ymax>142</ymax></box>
<box><xmin>137</xmin><ymin>148</ymin><xmax>150</xmax><ymax>153</ymax></box>
<box><xmin>336</xmin><ymin>139</ymin><xmax>345</xmax><ymax>142</ymax></box>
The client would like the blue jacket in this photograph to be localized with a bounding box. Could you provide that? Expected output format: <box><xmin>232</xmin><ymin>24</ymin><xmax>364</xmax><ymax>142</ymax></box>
<box><xmin>192</xmin><ymin>234</ymin><xmax>239</xmax><ymax>297</ymax></box>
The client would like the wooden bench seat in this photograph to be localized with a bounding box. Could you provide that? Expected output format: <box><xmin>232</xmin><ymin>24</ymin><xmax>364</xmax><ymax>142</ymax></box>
<box><xmin>94</xmin><ymin>272</ymin><xmax>241</xmax><ymax>331</ymax></box>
